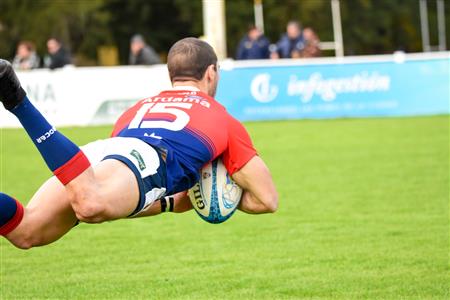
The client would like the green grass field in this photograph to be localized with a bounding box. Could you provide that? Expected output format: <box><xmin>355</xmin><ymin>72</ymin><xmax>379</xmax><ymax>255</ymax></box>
<box><xmin>0</xmin><ymin>116</ymin><xmax>448</xmax><ymax>299</ymax></box>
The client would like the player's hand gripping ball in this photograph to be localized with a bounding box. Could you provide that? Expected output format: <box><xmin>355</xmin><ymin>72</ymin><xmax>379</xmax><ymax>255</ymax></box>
<box><xmin>188</xmin><ymin>158</ymin><xmax>243</xmax><ymax>224</ymax></box>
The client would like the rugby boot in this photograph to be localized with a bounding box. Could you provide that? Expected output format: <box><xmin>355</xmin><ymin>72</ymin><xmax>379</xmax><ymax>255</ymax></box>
<box><xmin>0</xmin><ymin>59</ymin><xmax>26</xmax><ymax>110</ymax></box>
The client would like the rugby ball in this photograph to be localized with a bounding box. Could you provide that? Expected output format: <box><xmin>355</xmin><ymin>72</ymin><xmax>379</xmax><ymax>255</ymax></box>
<box><xmin>188</xmin><ymin>158</ymin><xmax>243</xmax><ymax>224</ymax></box>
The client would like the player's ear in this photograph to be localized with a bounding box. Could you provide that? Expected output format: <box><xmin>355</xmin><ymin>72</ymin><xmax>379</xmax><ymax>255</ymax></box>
<box><xmin>206</xmin><ymin>64</ymin><xmax>216</xmax><ymax>82</ymax></box>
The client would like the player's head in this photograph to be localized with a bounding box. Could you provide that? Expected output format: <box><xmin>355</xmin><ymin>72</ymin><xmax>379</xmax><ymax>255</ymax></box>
<box><xmin>167</xmin><ymin>37</ymin><xmax>219</xmax><ymax>97</ymax></box>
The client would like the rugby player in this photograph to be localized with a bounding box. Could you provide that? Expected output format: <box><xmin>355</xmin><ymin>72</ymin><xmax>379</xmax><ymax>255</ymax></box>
<box><xmin>0</xmin><ymin>37</ymin><xmax>278</xmax><ymax>249</ymax></box>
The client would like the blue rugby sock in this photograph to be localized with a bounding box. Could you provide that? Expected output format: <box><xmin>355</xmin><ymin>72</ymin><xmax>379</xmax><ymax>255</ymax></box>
<box><xmin>10</xmin><ymin>97</ymin><xmax>90</xmax><ymax>184</ymax></box>
<box><xmin>0</xmin><ymin>193</ymin><xmax>24</xmax><ymax>236</ymax></box>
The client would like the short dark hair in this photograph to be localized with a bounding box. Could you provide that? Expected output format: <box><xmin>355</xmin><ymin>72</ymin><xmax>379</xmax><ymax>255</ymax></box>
<box><xmin>167</xmin><ymin>37</ymin><xmax>217</xmax><ymax>82</ymax></box>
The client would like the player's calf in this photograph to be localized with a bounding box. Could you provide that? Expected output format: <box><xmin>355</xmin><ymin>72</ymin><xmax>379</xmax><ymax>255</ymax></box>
<box><xmin>1</xmin><ymin>193</ymin><xmax>53</xmax><ymax>249</ymax></box>
<box><xmin>6</xmin><ymin>224</ymin><xmax>38</xmax><ymax>250</ymax></box>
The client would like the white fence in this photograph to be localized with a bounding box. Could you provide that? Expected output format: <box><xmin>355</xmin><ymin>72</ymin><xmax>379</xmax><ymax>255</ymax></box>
<box><xmin>0</xmin><ymin>65</ymin><xmax>171</xmax><ymax>128</ymax></box>
<box><xmin>1</xmin><ymin>52</ymin><xmax>448</xmax><ymax>128</ymax></box>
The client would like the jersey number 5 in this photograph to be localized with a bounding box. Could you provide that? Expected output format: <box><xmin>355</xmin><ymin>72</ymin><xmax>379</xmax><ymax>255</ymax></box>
<box><xmin>128</xmin><ymin>102</ymin><xmax>193</xmax><ymax>131</ymax></box>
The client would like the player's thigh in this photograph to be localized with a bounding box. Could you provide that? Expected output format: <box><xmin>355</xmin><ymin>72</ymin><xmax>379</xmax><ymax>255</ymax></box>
<box><xmin>93</xmin><ymin>159</ymin><xmax>141</xmax><ymax>219</ymax></box>
<box><xmin>82</xmin><ymin>137</ymin><xmax>165</xmax><ymax>220</ymax></box>
<box><xmin>6</xmin><ymin>177</ymin><xmax>77</xmax><ymax>248</ymax></box>
<box><xmin>69</xmin><ymin>137</ymin><xmax>166</xmax><ymax>221</ymax></box>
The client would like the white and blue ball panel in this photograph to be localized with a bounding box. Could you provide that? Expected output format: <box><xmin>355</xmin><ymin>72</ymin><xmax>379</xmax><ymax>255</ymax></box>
<box><xmin>192</xmin><ymin>159</ymin><xmax>241</xmax><ymax>224</ymax></box>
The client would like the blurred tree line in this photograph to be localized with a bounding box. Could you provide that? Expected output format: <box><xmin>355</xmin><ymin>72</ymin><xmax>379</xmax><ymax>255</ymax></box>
<box><xmin>0</xmin><ymin>0</ymin><xmax>448</xmax><ymax>65</ymax></box>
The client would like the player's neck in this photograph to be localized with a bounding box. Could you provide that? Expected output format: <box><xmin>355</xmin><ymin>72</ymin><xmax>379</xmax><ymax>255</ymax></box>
<box><xmin>172</xmin><ymin>81</ymin><xmax>201</xmax><ymax>90</ymax></box>
<box><xmin>172</xmin><ymin>81</ymin><xmax>209</xmax><ymax>96</ymax></box>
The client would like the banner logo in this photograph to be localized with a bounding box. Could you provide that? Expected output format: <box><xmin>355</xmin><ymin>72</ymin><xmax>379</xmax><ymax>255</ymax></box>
<box><xmin>288</xmin><ymin>72</ymin><xmax>391</xmax><ymax>103</ymax></box>
<box><xmin>250</xmin><ymin>73</ymin><xmax>278</xmax><ymax>103</ymax></box>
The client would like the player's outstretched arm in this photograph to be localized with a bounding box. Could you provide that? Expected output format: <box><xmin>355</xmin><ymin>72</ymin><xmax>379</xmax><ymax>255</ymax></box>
<box><xmin>132</xmin><ymin>191</ymin><xmax>193</xmax><ymax>217</ymax></box>
<box><xmin>232</xmin><ymin>156</ymin><xmax>278</xmax><ymax>214</ymax></box>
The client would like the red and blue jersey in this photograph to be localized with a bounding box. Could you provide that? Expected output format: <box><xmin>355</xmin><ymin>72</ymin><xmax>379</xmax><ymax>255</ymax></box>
<box><xmin>111</xmin><ymin>87</ymin><xmax>257</xmax><ymax>194</ymax></box>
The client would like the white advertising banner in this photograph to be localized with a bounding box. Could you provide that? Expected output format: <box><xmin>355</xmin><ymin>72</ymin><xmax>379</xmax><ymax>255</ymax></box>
<box><xmin>0</xmin><ymin>65</ymin><xmax>172</xmax><ymax>128</ymax></box>
<box><xmin>1</xmin><ymin>52</ymin><xmax>448</xmax><ymax>128</ymax></box>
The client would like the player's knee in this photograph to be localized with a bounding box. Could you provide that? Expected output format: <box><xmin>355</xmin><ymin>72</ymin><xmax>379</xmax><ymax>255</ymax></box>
<box><xmin>71</xmin><ymin>195</ymin><xmax>107</xmax><ymax>223</ymax></box>
<box><xmin>73</xmin><ymin>201</ymin><xmax>106</xmax><ymax>223</ymax></box>
<box><xmin>65</xmin><ymin>172</ymin><xmax>106</xmax><ymax>223</ymax></box>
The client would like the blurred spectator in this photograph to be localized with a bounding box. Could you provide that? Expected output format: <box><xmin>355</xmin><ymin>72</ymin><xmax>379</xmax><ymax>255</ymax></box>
<box><xmin>268</xmin><ymin>44</ymin><xmax>279</xmax><ymax>59</ymax></box>
<box><xmin>272</xmin><ymin>21</ymin><xmax>305</xmax><ymax>59</ymax></box>
<box><xmin>44</xmin><ymin>38</ymin><xmax>72</xmax><ymax>69</ymax></box>
<box><xmin>129</xmin><ymin>34</ymin><xmax>161</xmax><ymax>65</ymax></box>
<box><xmin>12</xmin><ymin>41</ymin><xmax>40</xmax><ymax>70</ymax></box>
<box><xmin>236</xmin><ymin>25</ymin><xmax>270</xmax><ymax>60</ymax></box>
<box><xmin>300</xmin><ymin>27</ymin><xmax>321</xmax><ymax>58</ymax></box>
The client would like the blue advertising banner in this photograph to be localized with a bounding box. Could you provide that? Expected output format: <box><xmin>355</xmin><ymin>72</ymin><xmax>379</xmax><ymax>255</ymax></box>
<box><xmin>216</xmin><ymin>53</ymin><xmax>449</xmax><ymax>121</ymax></box>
